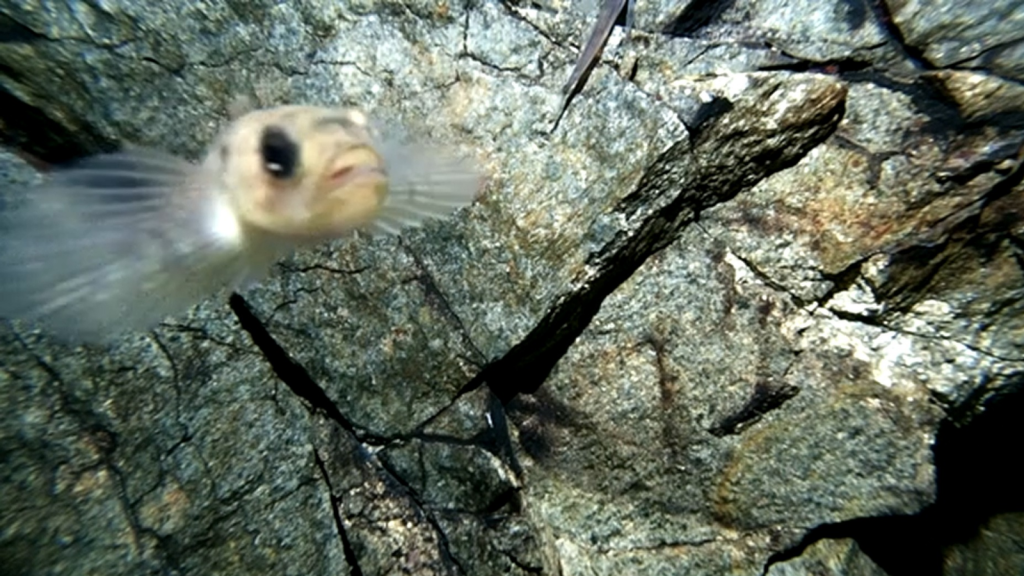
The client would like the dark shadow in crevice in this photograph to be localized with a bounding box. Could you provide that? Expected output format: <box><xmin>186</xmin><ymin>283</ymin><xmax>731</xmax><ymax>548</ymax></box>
<box><xmin>0</xmin><ymin>86</ymin><xmax>114</xmax><ymax>165</ymax></box>
<box><xmin>765</xmin><ymin>375</ymin><xmax>1024</xmax><ymax>575</ymax></box>
<box><xmin>757</xmin><ymin>56</ymin><xmax>873</xmax><ymax>75</ymax></box>
<box><xmin>861</xmin><ymin>0</ymin><xmax>932</xmax><ymax>69</ymax></box>
<box><xmin>313</xmin><ymin>450</ymin><xmax>365</xmax><ymax>576</ymax></box>
<box><xmin>663</xmin><ymin>0</ymin><xmax>738</xmax><ymax>38</ymax></box>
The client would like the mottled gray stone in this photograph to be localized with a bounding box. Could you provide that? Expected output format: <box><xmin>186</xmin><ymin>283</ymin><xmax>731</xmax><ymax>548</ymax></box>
<box><xmin>507</xmin><ymin>229</ymin><xmax>938</xmax><ymax>574</ymax></box>
<box><xmin>890</xmin><ymin>0</ymin><xmax>1024</xmax><ymax>77</ymax></box>
<box><xmin>2</xmin><ymin>0</ymin><xmax>1023</xmax><ymax>575</ymax></box>
<box><xmin>641</xmin><ymin>0</ymin><xmax>900</xmax><ymax>64</ymax></box>
<box><xmin>943</xmin><ymin>512</ymin><xmax>1024</xmax><ymax>576</ymax></box>
<box><xmin>767</xmin><ymin>538</ymin><xmax>888</xmax><ymax>576</ymax></box>
<box><xmin>0</xmin><ymin>314</ymin><xmax>347</xmax><ymax>576</ymax></box>
<box><xmin>695</xmin><ymin>66</ymin><xmax>1024</xmax><ymax>405</ymax></box>
<box><xmin>928</xmin><ymin>69</ymin><xmax>1024</xmax><ymax>125</ymax></box>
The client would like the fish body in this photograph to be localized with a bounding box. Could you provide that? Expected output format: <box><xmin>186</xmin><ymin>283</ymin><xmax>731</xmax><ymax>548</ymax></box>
<box><xmin>0</xmin><ymin>105</ymin><xmax>481</xmax><ymax>343</ymax></box>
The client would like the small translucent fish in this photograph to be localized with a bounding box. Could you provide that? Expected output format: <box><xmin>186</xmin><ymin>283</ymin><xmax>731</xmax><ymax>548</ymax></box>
<box><xmin>0</xmin><ymin>105</ymin><xmax>482</xmax><ymax>343</ymax></box>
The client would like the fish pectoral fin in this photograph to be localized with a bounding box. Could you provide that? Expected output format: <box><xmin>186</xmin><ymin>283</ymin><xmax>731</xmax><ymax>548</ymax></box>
<box><xmin>367</xmin><ymin>143</ymin><xmax>483</xmax><ymax>237</ymax></box>
<box><xmin>0</xmin><ymin>148</ymin><xmax>247</xmax><ymax>344</ymax></box>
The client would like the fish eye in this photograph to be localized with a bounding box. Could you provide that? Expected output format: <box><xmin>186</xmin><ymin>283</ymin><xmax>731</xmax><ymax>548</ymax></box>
<box><xmin>260</xmin><ymin>126</ymin><xmax>300</xmax><ymax>179</ymax></box>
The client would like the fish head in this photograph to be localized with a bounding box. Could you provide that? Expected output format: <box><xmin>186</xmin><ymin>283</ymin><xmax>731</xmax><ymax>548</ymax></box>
<box><xmin>211</xmin><ymin>105</ymin><xmax>391</xmax><ymax>238</ymax></box>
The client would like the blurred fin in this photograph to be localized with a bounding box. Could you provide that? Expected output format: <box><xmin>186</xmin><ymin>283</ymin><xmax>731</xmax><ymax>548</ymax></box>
<box><xmin>0</xmin><ymin>149</ymin><xmax>250</xmax><ymax>344</ymax></box>
<box><xmin>367</xmin><ymin>139</ymin><xmax>482</xmax><ymax>237</ymax></box>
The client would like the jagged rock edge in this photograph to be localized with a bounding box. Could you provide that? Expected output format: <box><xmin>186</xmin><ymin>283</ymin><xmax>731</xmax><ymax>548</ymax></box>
<box><xmin>475</xmin><ymin>76</ymin><xmax>848</xmax><ymax>405</ymax></box>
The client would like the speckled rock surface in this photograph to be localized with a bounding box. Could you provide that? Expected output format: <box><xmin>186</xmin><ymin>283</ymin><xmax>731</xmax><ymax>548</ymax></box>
<box><xmin>767</xmin><ymin>538</ymin><xmax>889</xmax><ymax>575</ymax></box>
<box><xmin>943</xmin><ymin>512</ymin><xmax>1024</xmax><ymax>576</ymax></box>
<box><xmin>2</xmin><ymin>1</ymin><xmax>1023</xmax><ymax>575</ymax></box>
<box><xmin>890</xmin><ymin>0</ymin><xmax>1024</xmax><ymax>78</ymax></box>
<box><xmin>506</xmin><ymin>228</ymin><xmax>938</xmax><ymax>574</ymax></box>
<box><xmin>0</xmin><ymin>255</ymin><xmax>347</xmax><ymax>575</ymax></box>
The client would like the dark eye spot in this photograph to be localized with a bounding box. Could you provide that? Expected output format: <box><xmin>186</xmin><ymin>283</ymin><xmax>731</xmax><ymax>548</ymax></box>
<box><xmin>260</xmin><ymin>126</ymin><xmax>299</xmax><ymax>179</ymax></box>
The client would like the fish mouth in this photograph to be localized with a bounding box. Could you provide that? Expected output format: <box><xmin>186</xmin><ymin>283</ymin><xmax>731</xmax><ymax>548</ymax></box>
<box><xmin>328</xmin><ymin>163</ymin><xmax>387</xmax><ymax>189</ymax></box>
<box><xmin>301</xmin><ymin>147</ymin><xmax>390</xmax><ymax>235</ymax></box>
<box><xmin>327</xmin><ymin>146</ymin><xmax>387</xmax><ymax>190</ymax></box>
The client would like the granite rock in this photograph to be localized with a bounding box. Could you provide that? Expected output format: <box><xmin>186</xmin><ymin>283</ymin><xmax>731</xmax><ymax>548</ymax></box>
<box><xmin>766</xmin><ymin>538</ymin><xmax>888</xmax><ymax>576</ymax></box>
<box><xmin>2</xmin><ymin>0</ymin><xmax>1023</xmax><ymax>575</ymax></box>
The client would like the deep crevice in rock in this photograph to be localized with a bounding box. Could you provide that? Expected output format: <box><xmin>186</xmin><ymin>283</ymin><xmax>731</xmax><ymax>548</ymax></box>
<box><xmin>234</xmin><ymin>292</ymin><xmax>468</xmax><ymax>572</ymax></box>
<box><xmin>476</xmin><ymin>77</ymin><xmax>846</xmax><ymax>405</ymax></box>
<box><xmin>0</xmin><ymin>86</ymin><xmax>115</xmax><ymax>165</ymax></box>
<box><xmin>0</xmin><ymin>12</ymin><xmax>47</xmax><ymax>44</ymax></box>
<box><xmin>864</xmin><ymin>0</ymin><xmax>933</xmax><ymax>69</ymax></box>
<box><xmin>826</xmin><ymin>307</ymin><xmax>888</xmax><ymax>327</ymax></box>
<box><xmin>757</xmin><ymin>55</ymin><xmax>873</xmax><ymax>75</ymax></box>
<box><xmin>313</xmin><ymin>449</ymin><xmax>364</xmax><ymax>576</ymax></box>
<box><xmin>763</xmin><ymin>375</ymin><xmax>1024</xmax><ymax>575</ymax></box>
<box><xmin>473</xmin><ymin>186</ymin><xmax>703</xmax><ymax>404</ymax></box>
<box><xmin>662</xmin><ymin>0</ymin><xmax>738</xmax><ymax>38</ymax></box>
<box><xmin>816</xmin><ymin>256</ymin><xmax>869</xmax><ymax>306</ymax></box>
<box><xmin>408</xmin><ymin>393</ymin><xmax>523</xmax><ymax>478</ymax></box>
<box><xmin>374</xmin><ymin>454</ymin><xmax>469</xmax><ymax>576</ymax></box>
<box><xmin>228</xmin><ymin>292</ymin><xmax>385</xmax><ymax>441</ymax></box>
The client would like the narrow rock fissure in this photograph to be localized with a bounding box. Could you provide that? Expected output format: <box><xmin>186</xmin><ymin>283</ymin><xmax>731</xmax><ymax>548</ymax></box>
<box><xmin>729</xmin><ymin>251</ymin><xmax>813</xmax><ymax>307</ymax></box>
<box><xmin>400</xmin><ymin>240</ymin><xmax>488</xmax><ymax>368</ymax></box>
<box><xmin>313</xmin><ymin>449</ymin><xmax>364</xmax><ymax>576</ymax></box>
<box><xmin>11</xmin><ymin>333</ymin><xmax>184</xmax><ymax>573</ymax></box>
<box><xmin>0</xmin><ymin>87</ymin><xmax>115</xmax><ymax>164</ymax></box>
<box><xmin>474</xmin><ymin>206</ymin><xmax>680</xmax><ymax>405</ymax></box>
<box><xmin>228</xmin><ymin>292</ymin><xmax>389</xmax><ymax>441</ymax></box>
<box><xmin>864</xmin><ymin>0</ymin><xmax>933</xmax><ymax>69</ymax></box>
<box><xmin>756</xmin><ymin>55</ymin><xmax>873</xmax><ymax>74</ymax></box>
<box><xmin>415</xmin><ymin>389</ymin><xmax>524</xmax><ymax>480</ymax></box>
<box><xmin>503</xmin><ymin>548</ymin><xmax>544</xmax><ymax>575</ymax></box>
<box><xmin>816</xmin><ymin>257</ymin><xmax>869</xmax><ymax>307</ymax></box>
<box><xmin>374</xmin><ymin>455</ymin><xmax>469</xmax><ymax>576</ymax></box>
<box><xmin>662</xmin><ymin>0</ymin><xmax>735</xmax><ymax>38</ymax></box>
<box><xmin>231</xmin><ymin>292</ymin><xmax>467</xmax><ymax>573</ymax></box>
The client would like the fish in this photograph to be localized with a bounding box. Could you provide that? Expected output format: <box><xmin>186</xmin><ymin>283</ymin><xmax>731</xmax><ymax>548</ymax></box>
<box><xmin>0</xmin><ymin>105</ymin><xmax>482</xmax><ymax>344</ymax></box>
